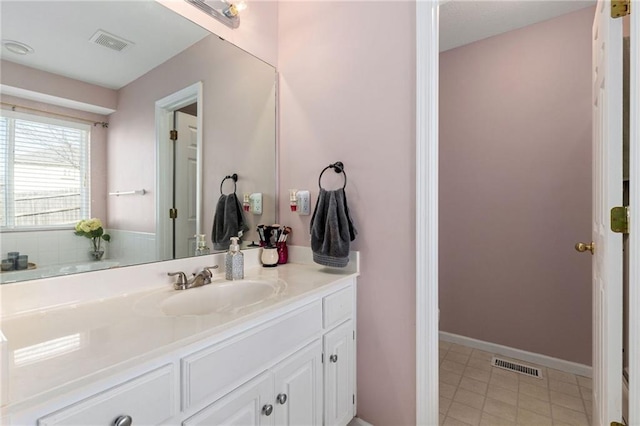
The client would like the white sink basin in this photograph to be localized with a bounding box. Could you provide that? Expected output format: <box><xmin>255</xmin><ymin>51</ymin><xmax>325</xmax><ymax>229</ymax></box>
<box><xmin>134</xmin><ymin>279</ymin><xmax>285</xmax><ymax>317</ymax></box>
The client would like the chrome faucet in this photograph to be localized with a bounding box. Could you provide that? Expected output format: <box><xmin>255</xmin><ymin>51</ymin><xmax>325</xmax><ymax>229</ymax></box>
<box><xmin>168</xmin><ymin>266</ymin><xmax>219</xmax><ymax>290</ymax></box>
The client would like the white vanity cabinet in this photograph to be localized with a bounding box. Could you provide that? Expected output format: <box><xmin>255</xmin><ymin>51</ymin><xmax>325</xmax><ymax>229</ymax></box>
<box><xmin>185</xmin><ymin>340</ymin><xmax>323</xmax><ymax>426</ymax></box>
<box><xmin>8</xmin><ymin>277</ymin><xmax>357</xmax><ymax>426</ymax></box>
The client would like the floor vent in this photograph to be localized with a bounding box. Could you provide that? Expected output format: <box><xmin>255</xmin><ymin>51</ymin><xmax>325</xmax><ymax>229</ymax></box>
<box><xmin>491</xmin><ymin>356</ymin><xmax>543</xmax><ymax>379</ymax></box>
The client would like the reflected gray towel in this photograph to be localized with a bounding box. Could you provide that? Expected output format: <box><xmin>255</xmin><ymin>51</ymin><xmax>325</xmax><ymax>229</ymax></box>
<box><xmin>211</xmin><ymin>194</ymin><xmax>248</xmax><ymax>250</ymax></box>
<box><xmin>310</xmin><ymin>188</ymin><xmax>357</xmax><ymax>268</ymax></box>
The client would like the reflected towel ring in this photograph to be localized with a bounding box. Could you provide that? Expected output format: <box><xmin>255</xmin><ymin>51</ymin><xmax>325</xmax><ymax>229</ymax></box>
<box><xmin>318</xmin><ymin>162</ymin><xmax>347</xmax><ymax>189</ymax></box>
<box><xmin>220</xmin><ymin>173</ymin><xmax>238</xmax><ymax>194</ymax></box>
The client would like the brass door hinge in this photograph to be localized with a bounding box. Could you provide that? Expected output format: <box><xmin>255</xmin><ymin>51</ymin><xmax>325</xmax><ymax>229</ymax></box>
<box><xmin>169</xmin><ymin>208</ymin><xmax>178</xmax><ymax>219</ymax></box>
<box><xmin>169</xmin><ymin>129</ymin><xmax>178</xmax><ymax>141</ymax></box>
<box><xmin>611</xmin><ymin>0</ymin><xmax>630</xmax><ymax>18</ymax></box>
<box><xmin>611</xmin><ymin>206</ymin><xmax>629</xmax><ymax>234</ymax></box>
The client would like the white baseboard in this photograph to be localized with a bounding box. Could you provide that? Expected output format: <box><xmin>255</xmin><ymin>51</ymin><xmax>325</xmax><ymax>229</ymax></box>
<box><xmin>348</xmin><ymin>417</ymin><xmax>374</xmax><ymax>426</ymax></box>
<box><xmin>439</xmin><ymin>331</ymin><xmax>592</xmax><ymax>378</ymax></box>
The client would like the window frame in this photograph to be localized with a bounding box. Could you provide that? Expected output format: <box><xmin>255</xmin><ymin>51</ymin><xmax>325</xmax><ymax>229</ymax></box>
<box><xmin>0</xmin><ymin>109</ymin><xmax>91</xmax><ymax>232</ymax></box>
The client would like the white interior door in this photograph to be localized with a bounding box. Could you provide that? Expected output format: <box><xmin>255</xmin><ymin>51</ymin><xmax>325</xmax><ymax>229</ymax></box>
<box><xmin>174</xmin><ymin>111</ymin><xmax>198</xmax><ymax>258</ymax></box>
<box><xmin>591</xmin><ymin>2</ymin><xmax>624</xmax><ymax>424</ymax></box>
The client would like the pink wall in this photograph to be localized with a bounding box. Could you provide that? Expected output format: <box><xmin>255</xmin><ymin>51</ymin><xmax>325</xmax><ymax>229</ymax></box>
<box><xmin>439</xmin><ymin>7</ymin><xmax>594</xmax><ymax>365</ymax></box>
<box><xmin>1</xmin><ymin>60</ymin><xmax>117</xmax><ymax>112</ymax></box>
<box><xmin>278</xmin><ymin>2</ymin><xmax>416</xmax><ymax>424</ymax></box>
<box><xmin>158</xmin><ymin>0</ymin><xmax>279</xmax><ymax>66</ymax></box>
<box><xmin>107</xmin><ymin>33</ymin><xmax>276</xmax><ymax>237</ymax></box>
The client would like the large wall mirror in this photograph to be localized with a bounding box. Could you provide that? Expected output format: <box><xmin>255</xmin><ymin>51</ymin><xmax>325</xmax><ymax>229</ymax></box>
<box><xmin>0</xmin><ymin>1</ymin><xmax>277</xmax><ymax>284</ymax></box>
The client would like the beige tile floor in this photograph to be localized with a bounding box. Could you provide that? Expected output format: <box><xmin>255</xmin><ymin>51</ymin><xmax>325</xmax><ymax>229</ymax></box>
<box><xmin>439</xmin><ymin>340</ymin><xmax>592</xmax><ymax>426</ymax></box>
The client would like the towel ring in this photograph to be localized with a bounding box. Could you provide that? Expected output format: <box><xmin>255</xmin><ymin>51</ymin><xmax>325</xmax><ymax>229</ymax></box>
<box><xmin>318</xmin><ymin>162</ymin><xmax>347</xmax><ymax>190</ymax></box>
<box><xmin>220</xmin><ymin>173</ymin><xmax>238</xmax><ymax>194</ymax></box>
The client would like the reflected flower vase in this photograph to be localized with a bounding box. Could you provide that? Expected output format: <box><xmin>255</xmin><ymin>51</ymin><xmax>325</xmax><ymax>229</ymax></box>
<box><xmin>89</xmin><ymin>239</ymin><xmax>105</xmax><ymax>261</ymax></box>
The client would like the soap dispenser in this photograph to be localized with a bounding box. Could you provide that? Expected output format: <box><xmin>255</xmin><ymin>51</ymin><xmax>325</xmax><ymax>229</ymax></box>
<box><xmin>225</xmin><ymin>237</ymin><xmax>244</xmax><ymax>280</ymax></box>
<box><xmin>195</xmin><ymin>234</ymin><xmax>210</xmax><ymax>256</ymax></box>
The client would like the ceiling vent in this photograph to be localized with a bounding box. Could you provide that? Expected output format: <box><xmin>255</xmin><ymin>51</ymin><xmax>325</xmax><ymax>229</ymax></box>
<box><xmin>89</xmin><ymin>30</ymin><xmax>133</xmax><ymax>52</ymax></box>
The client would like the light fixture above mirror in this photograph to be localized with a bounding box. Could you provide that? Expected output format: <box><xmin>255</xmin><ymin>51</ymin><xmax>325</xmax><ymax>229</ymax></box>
<box><xmin>185</xmin><ymin>0</ymin><xmax>248</xmax><ymax>29</ymax></box>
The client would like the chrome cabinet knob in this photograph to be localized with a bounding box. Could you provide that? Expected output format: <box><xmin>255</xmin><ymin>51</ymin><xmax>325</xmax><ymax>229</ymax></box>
<box><xmin>277</xmin><ymin>393</ymin><xmax>287</xmax><ymax>404</ymax></box>
<box><xmin>114</xmin><ymin>415</ymin><xmax>132</xmax><ymax>426</ymax></box>
<box><xmin>329</xmin><ymin>354</ymin><xmax>338</xmax><ymax>363</ymax></box>
<box><xmin>262</xmin><ymin>404</ymin><xmax>273</xmax><ymax>416</ymax></box>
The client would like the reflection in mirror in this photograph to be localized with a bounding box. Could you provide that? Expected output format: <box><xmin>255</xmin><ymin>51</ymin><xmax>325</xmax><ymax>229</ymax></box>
<box><xmin>0</xmin><ymin>1</ymin><xmax>276</xmax><ymax>284</ymax></box>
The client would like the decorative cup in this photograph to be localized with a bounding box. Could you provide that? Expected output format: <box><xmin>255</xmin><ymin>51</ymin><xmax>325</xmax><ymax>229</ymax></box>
<box><xmin>1</xmin><ymin>259</ymin><xmax>14</xmax><ymax>271</ymax></box>
<box><xmin>261</xmin><ymin>247</ymin><xmax>278</xmax><ymax>267</ymax></box>
<box><xmin>276</xmin><ymin>242</ymin><xmax>288</xmax><ymax>264</ymax></box>
<box><xmin>16</xmin><ymin>255</ymin><xmax>28</xmax><ymax>270</ymax></box>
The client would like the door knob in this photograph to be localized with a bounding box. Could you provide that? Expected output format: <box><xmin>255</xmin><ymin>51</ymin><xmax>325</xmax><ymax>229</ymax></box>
<box><xmin>114</xmin><ymin>416</ymin><xmax>132</xmax><ymax>426</ymax></box>
<box><xmin>329</xmin><ymin>354</ymin><xmax>338</xmax><ymax>363</ymax></box>
<box><xmin>575</xmin><ymin>242</ymin><xmax>595</xmax><ymax>254</ymax></box>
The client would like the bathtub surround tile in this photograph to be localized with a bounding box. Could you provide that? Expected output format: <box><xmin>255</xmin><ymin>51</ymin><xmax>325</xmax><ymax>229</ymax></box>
<box><xmin>453</xmin><ymin>388</ymin><xmax>485</xmax><ymax>410</ymax></box>
<box><xmin>448</xmin><ymin>402</ymin><xmax>482</xmax><ymax>426</ymax></box>
<box><xmin>483</xmin><ymin>397</ymin><xmax>517</xmax><ymax>421</ymax></box>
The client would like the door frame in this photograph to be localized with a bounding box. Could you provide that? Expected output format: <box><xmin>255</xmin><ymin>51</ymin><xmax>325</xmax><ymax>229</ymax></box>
<box><xmin>155</xmin><ymin>82</ymin><xmax>203</xmax><ymax>261</ymax></box>
<box><xmin>628</xmin><ymin>5</ymin><xmax>639</xmax><ymax>424</ymax></box>
<box><xmin>415</xmin><ymin>2</ymin><xmax>639</xmax><ymax>425</ymax></box>
<box><xmin>416</xmin><ymin>1</ymin><xmax>439</xmax><ymax>424</ymax></box>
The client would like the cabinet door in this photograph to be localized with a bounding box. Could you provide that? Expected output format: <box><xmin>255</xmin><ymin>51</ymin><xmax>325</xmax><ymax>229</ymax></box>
<box><xmin>323</xmin><ymin>320</ymin><xmax>354</xmax><ymax>426</ymax></box>
<box><xmin>272</xmin><ymin>340</ymin><xmax>322</xmax><ymax>426</ymax></box>
<box><xmin>183</xmin><ymin>372</ymin><xmax>274</xmax><ymax>426</ymax></box>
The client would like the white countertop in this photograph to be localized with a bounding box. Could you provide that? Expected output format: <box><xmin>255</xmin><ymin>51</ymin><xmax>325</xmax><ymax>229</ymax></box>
<box><xmin>0</xmin><ymin>255</ymin><xmax>359</xmax><ymax>416</ymax></box>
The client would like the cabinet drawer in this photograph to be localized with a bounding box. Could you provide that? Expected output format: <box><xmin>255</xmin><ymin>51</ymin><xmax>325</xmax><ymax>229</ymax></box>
<box><xmin>182</xmin><ymin>301</ymin><xmax>322</xmax><ymax>410</ymax></box>
<box><xmin>38</xmin><ymin>365</ymin><xmax>175</xmax><ymax>426</ymax></box>
<box><xmin>323</xmin><ymin>286</ymin><xmax>354</xmax><ymax>329</ymax></box>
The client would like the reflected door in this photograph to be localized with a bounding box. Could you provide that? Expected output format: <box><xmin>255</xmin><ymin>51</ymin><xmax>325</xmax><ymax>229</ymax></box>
<box><xmin>174</xmin><ymin>111</ymin><xmax>198</xmax><ymax>258</ymax></box>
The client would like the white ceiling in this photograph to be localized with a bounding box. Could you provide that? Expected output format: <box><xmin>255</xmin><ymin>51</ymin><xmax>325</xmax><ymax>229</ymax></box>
<box><xmin>0</xmin><ymin>1</ymin><xmax>210</xmax><ymax>90</ymax></box>
<box><xmin>440</xmin><ymin>0</ymin><xmax>596</xmax><ymax>52</ymax></box>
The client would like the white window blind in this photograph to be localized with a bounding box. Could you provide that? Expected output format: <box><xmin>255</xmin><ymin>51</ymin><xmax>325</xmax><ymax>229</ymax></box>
<box><xmin>0</xmin><ymin>110</ymin><xmax>90</xmax><ymax>229</ymax></box>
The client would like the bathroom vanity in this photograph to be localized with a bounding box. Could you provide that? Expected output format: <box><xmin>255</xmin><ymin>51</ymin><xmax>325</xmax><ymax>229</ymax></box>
<box><xmin>0</xmin><ymin>251</ymin><xmax>359</xmax><ymax>426</ymax></box>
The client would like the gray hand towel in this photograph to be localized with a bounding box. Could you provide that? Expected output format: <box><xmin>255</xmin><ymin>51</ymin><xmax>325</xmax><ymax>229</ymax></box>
<box><xmin>310</xmin><ymin>188</ymin><xmax>357</xmax><ymax>267</ymax></box>
<box><xmin>211</xmin><ymin>193</ymin><xmax>248</xmax><ymax>250</ymax></box>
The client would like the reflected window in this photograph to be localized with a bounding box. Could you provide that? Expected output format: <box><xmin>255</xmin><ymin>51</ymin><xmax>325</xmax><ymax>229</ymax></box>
<box><xmin>0</xmin><ymin>110</ymin><xmax>90</xmax><ymax>229</ymax></box>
